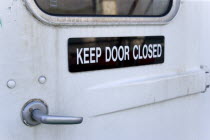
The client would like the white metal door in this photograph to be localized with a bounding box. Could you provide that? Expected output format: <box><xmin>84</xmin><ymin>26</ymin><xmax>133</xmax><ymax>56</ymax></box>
<box><xmin>0</xmin><ymin>0</ymin><xmax>210</xmax><ymax>140</ymax></box>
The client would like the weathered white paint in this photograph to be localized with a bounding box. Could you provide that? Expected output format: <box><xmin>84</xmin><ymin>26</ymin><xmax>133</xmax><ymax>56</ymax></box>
<box><xmin>0</xmin><ymin>0</ymin><xmax>210</xmax><ymax>140</ymax></box>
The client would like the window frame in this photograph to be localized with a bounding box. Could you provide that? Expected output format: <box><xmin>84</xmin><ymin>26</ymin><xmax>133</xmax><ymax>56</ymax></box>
<box><xmin>24</xmin><ymin>0</ymin><xmax>180</xmax><ymax>26</ymax></box>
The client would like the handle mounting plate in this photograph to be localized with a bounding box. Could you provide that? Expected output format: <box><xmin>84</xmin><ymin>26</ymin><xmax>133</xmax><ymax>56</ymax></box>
<box><xmin>21</xmin><ymin>99</ymin><xmax>48</xmax><ymax>126</ymax></box>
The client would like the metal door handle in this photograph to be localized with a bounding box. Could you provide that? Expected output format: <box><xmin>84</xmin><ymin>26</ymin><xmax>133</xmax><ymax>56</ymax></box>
<box><xmin>21</xmin><ymin>99</ymin><xmax>83</xmax><ymax>126</ymax></box>
<box><xmin>32</xmin><ymin>109</ymin><xmax>83</xmax><ymax>125</ymax></box>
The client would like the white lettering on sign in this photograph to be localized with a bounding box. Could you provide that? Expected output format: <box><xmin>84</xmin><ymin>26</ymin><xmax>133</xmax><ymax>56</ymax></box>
<box><xmin>148</xmin><ymin>44</ymin><xmax>153</xmax><ymax>58</ymax></box>
<box><xmin>76</xmin><ymin>44</ymin><xmax>162</xmax><ymax>65</ymax></box>
<box><xmin>83</xmin><ymin>48</ymin><xmax>89</xmax><ymax>64</ymax></box>
<box><xmin>106</xmin><ymin>47</ymin><xmax>111</xmax><ymax>62</ymax></box>
<box><xmin>118</xmin><ymin>46</ymin><xmax>124</xmax><ymax>61</ymax></box>
<box><xmin>90</xmin><ymin>48</ymin><xmax>96</xmax><ymax>64</ymax></box>
<box><xmin>157</xmin><ymin>44</ymin><xmax>162</xmax><ymax>57</ymax></box>
<box><xmin>96</xmin><ymin>47</ymin><xmax>102</xmax><ymax>63</ymax></box>
<box><xmin>77</xmin><ymin>47</ymin><xmax>102</xmax><ymax>65</ymax></box>
<box><xmin>77</xmin><ymin>48</ymin><xmax>83</xmax><ymax>65</ymax></box>
<box><xmin>132</xmin><ymin>44</ymin><xmax>162</xmax><ymax>60</ymax></box>
<box><xmin>125</xmin><ymin>46</ymin><xmax>130</xmax><ymax>61</ymax></box>
<box><xmin>112</xmin><ymin>46</ymin><xmax>118</xmax><ymax>62</ymax></box>
<box><xmin>106</xmin><ymin>46</ymin><xmax>130</xmax><ymax>62</ymax></box>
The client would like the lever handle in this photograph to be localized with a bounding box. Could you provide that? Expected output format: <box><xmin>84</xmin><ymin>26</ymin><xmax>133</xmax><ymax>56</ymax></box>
<box><xmin>32</xmin><ymin>109</ymin><xmax>83</xmax><ymax>125</ymax></box>
<box><xmin>21</xmin><ymin>99</ymin><xmax>83</xmax><ymax>126</ymax></box>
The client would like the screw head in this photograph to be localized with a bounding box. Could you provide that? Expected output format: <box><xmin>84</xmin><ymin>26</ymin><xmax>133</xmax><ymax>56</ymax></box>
<box><xmin>7</xmin><ymin>80</ymin><xmax>16</xmax><ymax>89</ymax></box>
<box><xmin>38</xmin><ymin>76</ymin><xmax>47</xmax><ymax>84</ymax></box>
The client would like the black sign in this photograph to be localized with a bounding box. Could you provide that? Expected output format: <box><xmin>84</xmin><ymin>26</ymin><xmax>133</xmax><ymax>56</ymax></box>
<box><xmin>68</xmin><ymin>36</ymin><xmax>164</xmax><ymax>72</ymax></box>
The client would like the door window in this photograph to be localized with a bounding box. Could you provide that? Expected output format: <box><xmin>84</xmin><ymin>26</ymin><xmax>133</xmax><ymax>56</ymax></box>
<box><xmin>35</xmin><ymin>0</ymin><xmax>172</xmax><ymax>17</ymax></box>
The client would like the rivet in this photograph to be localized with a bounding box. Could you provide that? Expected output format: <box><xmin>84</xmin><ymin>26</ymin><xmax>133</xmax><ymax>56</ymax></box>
<box><xmin>38</xmin><ymin>76</ymin><xmax>47</xmax><ymax>84</ymax></box>
<box><xmin>7</xmin><ymin>80</ymin><xmax>16</xmax><ymax>89</ymax></box>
